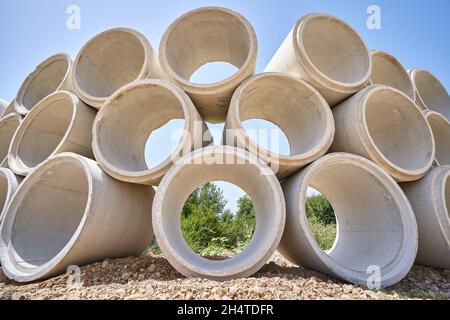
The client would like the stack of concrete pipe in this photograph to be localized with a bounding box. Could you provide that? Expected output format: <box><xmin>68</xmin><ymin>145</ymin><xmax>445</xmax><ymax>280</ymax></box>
<box><xmin>0</xmin><ymin>7</ymin><xmax>448</xmax><ymax>288</ymax></box>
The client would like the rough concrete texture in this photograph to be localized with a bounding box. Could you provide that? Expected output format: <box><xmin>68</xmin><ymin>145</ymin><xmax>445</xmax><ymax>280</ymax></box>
<box><xmin>8</xmin><ymin>91</ymin><xmax>96</xmax><ymax>176</ymax></box>
<box><xmin>1</xmin><ymin>100</ymin><xmax>19</xmax><ymax>119</ymax></box>
<box><xmin>370</xmin><ymin>50</ymin><xmax>415</xmax><ymax>100</ymax></box>
<box><xmin>72</xmin><ymin>28</ymin><xmax>161</xmax><ymax>109</ymax></box>
<box><xmin>409</xmin><ymin>68</ymin><xmax>450</xmax><ymax>119</ymax></box>
<box><xmin>93</xmin><ymin>79</ymin><xmax>211</xmax><ymax>186</ymax></box>
<box><xmin>401</xmin><ymin>166</ymin><xmax>450</xmax><ymax>269</ymax></box>
<box><xmin>330</xmin><ymin>85</ymin><xmax>435</xmax><ymax>182</ymax></box>
<box><xmin>280</xmin><ymin>153</ymin><xmax>418</xmax><ymax>288</ymax></box>
<box><xmin>152</xmin><ymin>146</ymin><xmax>285</xmax><ymax>280</ymax></box>
<box><xmin>0</xmin><ymin>114</ymin><xmax>21</xmax><ymax>168</ymax></box>
<box><xmin>14</xmin><ymin>53</ymin><xmax>72</xmax><ymax>116</ymax></box>
<box><xmin>0</xmin><ymin>99</ymin><xmax>8</xmax><ymax>116</ymax></box>
<box><xmin>0</xmin><ymin>168</ymin><xmax>21</xmax><ymax>224</ymax></box>
<box><xmin>265</xmin><ymin>13</ymin><xmax>371</xmax><ymax>106</ymax></box>
<box><xmin>0</xmin><ymin>153</ymin><xmax>155</xmax><ymax>283</ymax></box>
<box><xmin>423</xmin><ymin>110</ymin><xmax>450</xmax><ymax>166</ymax></box>
<box><xmin>225</xmin><ymin>72</ymin><xmax>335</xmax><ymax>179</ymax></box>
<box><xmin>159</xmin><ymin>7</ymin><xmax>258</xmax><ymax>123</ymax></box>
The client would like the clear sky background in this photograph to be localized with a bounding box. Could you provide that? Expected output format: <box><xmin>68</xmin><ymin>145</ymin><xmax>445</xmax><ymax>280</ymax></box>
<box><xmin>1</xmin><ymin>0</ymin><xmax>449</xmax><ymax>212</ymax></box>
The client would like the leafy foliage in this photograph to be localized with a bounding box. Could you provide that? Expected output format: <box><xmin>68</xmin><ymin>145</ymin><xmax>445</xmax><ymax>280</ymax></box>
<box><xmin>147</xmin><ymin>184</ymin><xmax>337</xmax><ymax>256</ymax></box>
<box><xmin>305</xmin><ymin>195</ymin><xmax>337</xmax><ymax>250</ymax></box>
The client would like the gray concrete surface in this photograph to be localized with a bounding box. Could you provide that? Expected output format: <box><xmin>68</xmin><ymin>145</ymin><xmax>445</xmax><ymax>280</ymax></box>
<box><xmin>423</xmin><ymin>110</ymin><xmax>450</xmax><ymax>166</ymax></box>
<box><xmin>14</xmin><ymin>53</ymin><xmax>72</xmax><ymax>116</ymax></box>
<box><xmin>0</xmin><ymin>153</ymin><xmax>155</xmax><ymax>282</ymax></box>
<box><xmin>265</xmin><ymin>13</ymin><xmax>371</xmax><ymax>106</ymax></box>
<box><xmin>72</xmin><ymin>28</ymin><xmax>161</xmax><ymax>109</ymax></box>
<box><xmin>370</xmin><ymin>50</ymin><xmax>415</xmax><ymax>100</ymax></box>
<box><xmin>0</xmin><ymin>114</ymin><xmax>21</xmax><ymax>168</ymax></box>
<box><xmin>8</xmin><ymin>91</ymin><xmax>96</xmax><ymax>176</ymax></box>
<box><xmin>330</xmin><ymin>85</ymin><xmax>435</xmax><ymax>182</ymax></box>
<box><xmin>401</xmin><ymin>166</ymin><xmax>450</xmax><ymax>269</ymax></box>
<box><xmin>0</xmin><ymin>168</ymin><xmax>21</xmax><ymax>224</ymax></box>
<box><xmin>93</xmin><ymin>79</ymin><xmax>211</xmax><ymax>186</ymax></box>
<box><xmin>159</xmin><ymin>7</ymin><xmax>257</xmax><ymax>123</ymax></box>
<box><xmin>152</xmin><ymin>146</ymin><xmax>285</xmax><ymax>280</ymax></box>
<box><xmin>279</xmin><ymin>153</ymin><xmax>418</xmax><ymax>288</ymax></box>
<box><xmin>409</xmin><ymin>68</ymin><xmax>450</xmax><ymax>119</ymax></box>
<box><xmin>225</xmin><ymin>72</ymin><xmax>335</xmax><ymax>179</ymax></box>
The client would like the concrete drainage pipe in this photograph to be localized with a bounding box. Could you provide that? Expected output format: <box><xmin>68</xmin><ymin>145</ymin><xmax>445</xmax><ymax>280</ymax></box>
<box><xmin>401</xmin><ymin>166</ymin><xmax>450</xmax><ymax>269</ymax></box>
<box><xmin>280</xmin><ymin>153</ymin><xmax>418</xmax><ymax>288</ymax></box>
<box><xmin>370</xmin><ymin>50</ymin><xmax>415</xmax><ymax>100</ymax></box>
<box><xmin>93</xmin><ymin>79</ymin><xmax>211</xmax><ymax>186</ymax></box>
<box><xmin>409</xmin><ymin>68</ymin><xmax>450</xmax><ymax>118</ymax></box>
<box><xmin>152</xmin><ymin>146</ymin><xmax>285</xmax><ymax>280</ymax></box>
<box><xmin>15</xmin><ymin>53</ymin><xmax>72</xmax><ymax>116</ymax></box>
<box><xmin>72</xmin><ymin>28</ymin><xmax>159</xmax><ymax>109</ymax></box>
<box><xmin>225</xmin><ymin>73</ymin><xmax>335</xmax><ymax>179</ymax></box>
<box><xmin>1</xmin><ymin>100</ymin><xmax>18</xmax><ymax>119</ymax></box>
<box><xmin>423</xmin><ymin>111</ymin><xmax>450</xmax><ymax>166</ymax></box>
<box><xmin>0</xmin><ymin>114</ymin><xmax>21</xmax><ymax>167</ymax></box>
<box><xmin>0</xmin><ymin>168</ymin><xmax>21</xmax><ymax>223</ymax></box>
<box><xmin>331</xmin><ymin>85</ymin><xmax>435</xmax><ymax>182</ymax></box>
<box><xmin>8</xmin><ymin>91</ymin><xmax>96</xmax><ymax>176</ymax></box>
<box><xmin>159</xmin><ymin>7</ymin><xmax>258</xmax><ymax>123</ymax></box>
<box><xmin>0</xmin><ymin>153</ymin><xmax>155</xmax><ymax>283</ymax></box>
<box><xmin>265</xmin><ymin>14</ymin><xmax>371</xmax><ymax>106</ymax></box>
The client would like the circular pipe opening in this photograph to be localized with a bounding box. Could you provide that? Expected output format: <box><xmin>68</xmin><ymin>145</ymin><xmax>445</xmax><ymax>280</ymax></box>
<box><xmin>370</xmin><ymin>50</ymin><xmax>415</xmax><ymax>100</ymax></box>
<box><xmin>9</xmin><ymin>92</ymin><xmax>76</xmax><ymax>174</ymax></box>
<box><xmin>153</xmin><ymin>146</ymin><xmax>285</xmax><ymax>280</ymax></box>
<box><xmin>15</xmin><ymin>53</ymin><xmax>71</xmax><ymax>115</ymax></box>
<box><xmin>0</xmin><ymin>156</ymin><xmax>89</xmax><ymax>278</ymax></box>
<box><xmin>161</xmin><ymin>7</ymin><xmax>255</xmax><ymax>88</ymax></box>
<box><xmin>93</xmin><ymin>80</ymin><xmax>201</xmax><ymax>185</ymax></box>
<box><xmin>228</xmin><ymin>73</ymin><xmax>334</xmax><ymax>177</ymax></box>
<box><xmin>0</xmin><ymin>169</ymin><xmax>20</xmax><ymax>223</ymax></box>
<box><xmin>412</xmin><ymin>69</ymin><xmax>450</xmax><ymax>119</ymax></box>
<box><xmin>309</xmin><ymin>161</ymin><xmax>404</xmax><ymax>271</ymax></box>
<box><xmin>0</xmin><ymin>114</ymin><xmax>21</xmax><ymax>166</ymax></box>
<box><xmin>363</xmin><ymin>87</ymin><xmax>434</xmax><ymax>174</ymax></box>
<box><xmin>297</xmin><ymin>14</ymin><xmax>371</xmax><ymax>86</ymax></box>
<box><xmin>280</xmin><ymin>153</ymin><xmax>417</xmax><ymax>286</ymax></box>
<box><xmin>425</xmin><ymin>111</ymin><xmax>450</xmax><ymax>166</ymax></box>
<box><xmin>73</xmin><ymin>28</ymin><xmax>150</xmax><ymax>106</ymax></box>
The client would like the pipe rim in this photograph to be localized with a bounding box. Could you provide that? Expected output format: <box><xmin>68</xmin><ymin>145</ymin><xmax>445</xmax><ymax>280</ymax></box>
<box><xmin>432</xmin><ymin>167</ymin><xmax>450</xmax><ymax>246</ymax></box>
<box><xmin>15</xmin><ymin>53</ymin><xmax>72</xmax><ymax>116</ymax></box>
<box><xmin>357</xmin><ymin>85</ymin><xmax>435</xmax><ymax>181</ymax></box>
<box><xmin>8</xmin><ymin>91</ymin><xmax>79</xmax><ymax>176</ymax></box>
<box><xmin>72</xmin><ymin>28</ymin><xmax>154</xmax><ymax>108</ymax></box>
<box><xmin>369</xmin><ymin>50</ymin><xmax>415</xmax><ymax>101</ymax></box>
<box><xmin>0</xmin><ymin>153</ymin><xmax>93</xmax><ymax>282</ymax></box>
<box><xmin>409</xmin><ymin>68</ymin><xmax>450</xmax><ymax>118</ymax></box>
<box><xmin>159</xmin><ymin>6</ymin><xmax>258</xmax><ymax>94</ymax></box>
<box><xmin>152</xmin><ymin>146</ymin><xmax>285</xmax><ymax>280</ymax></box>
<box><xmin>0</xmin><ymin>114</ymin><xmax>22</xmax><ymax>167</ymax></box>
<box><xmin>293</xmin><ymin>13</ymin><xmax>372</xmax><ymax>93</ymax></box>
<box><xmin>92</xmin><ymin>79</ymin><xmax>197</xmax><ymax>185</ymax></box>
<box><xmin>228</xmin><ymin>72</ymin><xmax>335</xmax><ymax>167</ymax></box>
<box><xmin>296</xmin><ymin>153</ymin><xmax>418</xmax><ymax>286</ymax></box>
<box><xmin>0</xmin><ymin>168</ymin><xmax>20</xmax><ymax>224</ymax></box>
<box><xmin>423</xmin><ymin>110</ymin><xmax>450</xmax><ymax>166</ymax></box>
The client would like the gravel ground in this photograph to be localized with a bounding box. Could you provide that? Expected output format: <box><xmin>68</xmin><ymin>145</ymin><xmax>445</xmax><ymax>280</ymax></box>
<box><xmin>0</xmin><ymin>253</ymin><xmax>449</xmax><ymax>300</ymax></box>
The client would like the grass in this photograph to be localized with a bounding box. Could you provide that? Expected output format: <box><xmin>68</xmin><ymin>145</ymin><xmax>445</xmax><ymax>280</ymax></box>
<box><xmin>307</xmin><ymin>217</ymin><xmax>337</xmax><ymax>251</ymax></box>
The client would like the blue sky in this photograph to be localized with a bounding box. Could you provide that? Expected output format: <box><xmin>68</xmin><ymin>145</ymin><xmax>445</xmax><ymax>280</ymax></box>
<box><xmin>1</xmin><ymin>0</ymin><xmax>449</xmax><ymax>212</ymax></box>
